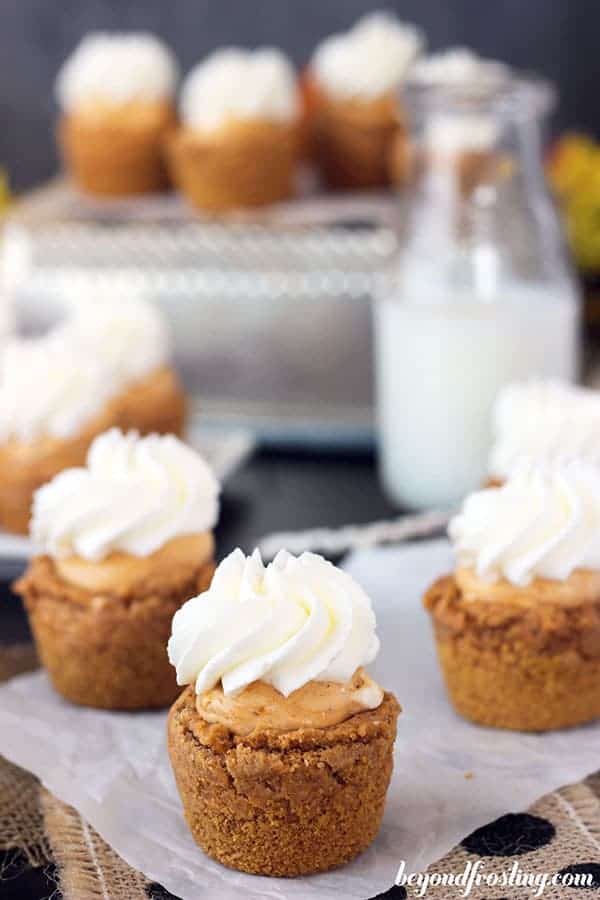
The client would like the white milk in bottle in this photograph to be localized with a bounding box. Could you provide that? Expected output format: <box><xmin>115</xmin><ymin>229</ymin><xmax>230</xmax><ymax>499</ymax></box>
<box><xmin>374</xmin><ymin>57</ymin><xmax>580</xmax><ymax>509</ymax></box>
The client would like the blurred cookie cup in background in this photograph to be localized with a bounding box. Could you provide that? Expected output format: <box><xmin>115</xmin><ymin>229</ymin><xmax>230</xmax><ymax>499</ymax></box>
<box><xmin>0</xmin><ymin>333</ymin><xmax>120</xmax><ymax>534</ymax></box>
<box><xmin>488</xmin><ymin>379</ymin><xmax>600</xmax><ymax>485</ymax></box>
<box><xmin>55</xmin><ymin>32</ymin><xmax>178</xmax><ymax>196</ymax></box>
<box><xmin>0</xmin><ymin>296</ymin><xmax>185</xmax><ymax>533</ymax></box>
<box><xmin>15</xmin><ymin>429</ymin><xmax>219</xmax><ymax>710</ymax></box>
<box><xmin>167</xmin><ymin>549</ymin><xmax>400</xmax><ymax>876</ymax></box>
<box><xmin>306</xmin><ymin>12</ymin><xmax>423</xmax><ymax>189</ymax></box>
<box><xmin>396</xmin><ymin>48</ymin><xmax>511</xmax><ymax>192</ymax></box>
<box><xmin>167</xmin><ymin>48</ymin><xmax>301</xmax><ymax>212</ymax></box>
<box><xmin>424</xmin><ymin>459</ymin><xmax>600</xmax><ymax>732</ymax></box>
<box><xmin>65</xmin><ymin>296</ymin><xmax>187</xmax><ymax>437</ymax></box>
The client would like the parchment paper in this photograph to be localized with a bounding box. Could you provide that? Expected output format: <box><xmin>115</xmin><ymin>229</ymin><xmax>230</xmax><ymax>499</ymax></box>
<box><xmin>0</xmin><ymin>538</ymin><xmax>599</xmax><ymax>900</ymax></box>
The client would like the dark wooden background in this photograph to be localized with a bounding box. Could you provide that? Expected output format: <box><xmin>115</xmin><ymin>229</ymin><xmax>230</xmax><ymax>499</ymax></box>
<box><xmin>1</xmin><ymin>0</ymin><xmax>597</xmax><ymax>190</ymax></box>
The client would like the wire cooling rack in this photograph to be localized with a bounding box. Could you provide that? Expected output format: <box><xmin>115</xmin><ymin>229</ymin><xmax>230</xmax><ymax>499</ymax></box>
<box><xmin>2</xmin><ymin>179</ymin><xmax>400</xmax><ymax>446</ymax></box>
<box><xmin>5</xmin><ymin>179</ymin><xmax>398</xmax><ymax>300</ymax></box>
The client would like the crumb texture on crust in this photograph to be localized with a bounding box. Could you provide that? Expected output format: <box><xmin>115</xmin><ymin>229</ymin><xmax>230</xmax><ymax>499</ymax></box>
<box><xmin>167</xmin><ymin>685</ymin><xmax>400</xmax><ymax>876</ymax></box>
<box><xmin>14</xmin><ymin>557</ymin><xmax>214</xmax><ymax>710</ymax></box>
<box><xmin>424</xmin><ymin>575</ymin><xmax>600</xmax><ymax>731</ymax></box>
<box><xmin>424</xmin><ymin>574</ymin><xmax>600</xmax><ymax>658</ymax></box>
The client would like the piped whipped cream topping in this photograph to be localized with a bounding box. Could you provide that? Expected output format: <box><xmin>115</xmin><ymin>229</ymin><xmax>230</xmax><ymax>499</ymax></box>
<box><xmin>55</xmin><ymin>32</ymin><xmax>178</xmax><ymax>111</ymax></box>
<box><xmin>449</xmin><ymin>458</ymin><xmax>600</xmax><ymax>586</ymax></box>
<box><xmin>490</xmin><ymin>380</ymin><xmax>600</xmax><ymax>479</ymax></box>
<box><xmin>311</xmin><ymin>12</ymin><xmax>424</xmax><ymax>100</ymax></box>
<box><xmin>0</xmin><ymin>334</ymin><xmax>115</xmax><ymax>443</ymax></box>
<box><xmin>168</xmin><ymin>548</ymin><xmax>380</xmax><ymax>697</ymax></box>
<box><xmin>409</xmin><ymin>48</ymin><xmax>509</xmax><ymax>88</ymax></box>
<box><xmin>0</xmin><ymin>297</ymin><xmax>171</xmax><ymax>442</ymax></box>
<box><xmin>31</xmin><ymin>428</ymin><xmax>220</xmax><ymax>561</ymax></box>
<box><xmin>64</xmin><ymin>297</ymin><xmax>170</xmax><ymax>386</ymax></box>
<box><xmin>180</xmin><ymin>48</ymin><xmax>300</xmax><ymax>133</ymax></box>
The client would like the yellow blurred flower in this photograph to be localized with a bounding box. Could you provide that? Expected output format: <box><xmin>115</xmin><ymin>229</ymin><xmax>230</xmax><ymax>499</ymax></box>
<box><xmin>565</xmin><ymin>172</ymin><xmax>600</xmax><ymax>273</ymax></box>
<box><xmin>548</xmin><ymin>134</ymin><xmax>600</xmax><ymax>272</ymax></box>
<box><xmin>548</xmin><ymin>133</ymin><xmax>599</xmax><ymax>200</ymax></box>
<box><xmin>0</xmin><ymin>169</ymin><xmax>10</xmax><ymax>214</ymax></box>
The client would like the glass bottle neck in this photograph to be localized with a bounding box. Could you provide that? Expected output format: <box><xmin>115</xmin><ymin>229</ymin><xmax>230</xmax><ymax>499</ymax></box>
<box><xmin>394</xmin><ymin>75</ymin><xmax>575</xmax><ymax>298</ymax></box>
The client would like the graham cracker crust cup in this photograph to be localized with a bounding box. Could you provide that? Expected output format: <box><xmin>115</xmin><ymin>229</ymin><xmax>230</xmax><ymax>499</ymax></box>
<box><xmin>309</xmin><ymin>88</ymin><xmax>401</xmax><ymax>190</ymax></box>
<box><xmin>57</xmin><ymin>102</ymin><xmax>176</xmax><ymax>196</ymax></box>
<box><xmin>14</xmin><ymin>557</ymin><xmax>215</xmax><ymax>710</ymax></box>
<box><xmin>424</xmin><ymin>575</ymin><xmax>600</xmax><ymax>732</ymax></box>
<box><xmin>167</xmin><ymin>685</ymin><xmax>400</xmax><ymax>877</ymax></box>
<box><xmin>0</xmin><ymin>366</ymin><xmax>186</xmax><ymax>535</ymax></box>
<box><xmin>166</xmin><ymin>119</ymin><xmax>300</xmax><ymax>212</ymax></box>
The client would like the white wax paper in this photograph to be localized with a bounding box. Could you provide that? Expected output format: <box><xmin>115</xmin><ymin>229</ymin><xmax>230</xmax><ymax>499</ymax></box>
<box><xmin>1</xmin><ymin>538</ymin><xmax>599</xmax><ymax>900</ymax></box>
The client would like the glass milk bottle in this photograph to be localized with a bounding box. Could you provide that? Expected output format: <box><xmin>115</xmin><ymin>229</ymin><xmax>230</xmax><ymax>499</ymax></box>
<box><xmin>374</xmin><ymin>72</ymin><xmax>580</xmax><ymax>510</ymax></box>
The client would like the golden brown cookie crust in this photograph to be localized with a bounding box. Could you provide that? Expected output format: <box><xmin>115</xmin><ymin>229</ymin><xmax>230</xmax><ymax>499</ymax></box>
<box><xmin>14</xmin><ymin>555</ymin><xmax>215</xmax><ymax>710</ymax></box>
<box><xmin>0</xmin><ymin>365</ymin><xmax>186</xmax><ymax>535</ymax></box>
<box><xmin>424</xmin><ymin>574</ymin><xmax>600</xmax><ymax>731</ymax></box>
<box><xmin>309</xmin><ymin>83</ymin><xmax>402</xmax><ymax>189</ymax></box>
<box><xmin>166</xmin><ymin>119</ymin><xmax>300</xmax><ymax>212</ymax></box>
<box><xmin>58</xmin><ymin>102</ymin><xmax>176</xmax><ymax>196</ymax></box>
<box><xmin>0</xmin><ymin>404</ymin><xmax>122</xmax><ymax>536</ymax></box>
<box><xmin>117</xmin><ymin>366</ymin><xmax>187</xmax><ymax>438</ymax></box>
<box><xmin>168</xmin><ymin>685</ymin><xmax>400</xmax><ymax>876</ymax></box>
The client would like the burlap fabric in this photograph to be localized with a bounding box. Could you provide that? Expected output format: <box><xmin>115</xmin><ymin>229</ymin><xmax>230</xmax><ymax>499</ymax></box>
<box><xmin>1</xmin><ymin>644</ymin><xmax>598</xmax><ymax>900</ymax></box>
<box><xmin>0</xmin><ymin>644</ymin><xmax>166</xmax><ymax>899</ymax></box>
<box><xmin>393</xmin><ymin>775</ymin><xmax>600</xmax><ymax>899</ymax></box>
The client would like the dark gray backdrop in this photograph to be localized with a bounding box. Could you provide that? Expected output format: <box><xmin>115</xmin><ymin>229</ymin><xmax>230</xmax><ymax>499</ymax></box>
<box><xmin>1</xmin><ymin>0</ymin><xmax>596</xmax><ymax>190</ymax></box>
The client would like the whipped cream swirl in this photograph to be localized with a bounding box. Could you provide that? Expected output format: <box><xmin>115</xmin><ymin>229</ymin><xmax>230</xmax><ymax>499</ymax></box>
<box><xmin>180</xmin><ymin>48</ymin><xmax>300</xmax><ymax>133</ymax></box>
<box><xmin>168</xmin><ymin>548</ymin><xmax>380</xmax><ymax>697</ymax></box>
<box><xmin>64</xmin><ymin>296</ymin><xmax>170</xmax><ymax>386</ymax></box>
<box><xmin>409</xmin><ymin>48</ymin><xmax>509</xmax><ymax>88</ymax></box>
<box><xmin>32</xmin><ymin>429</ymin><xmax>220</xmax><ymax>561</ymax></box>
<box><xmin>449</xmin><ymin>458</ymin><xmax>600</xmax><ymax>586</ymax></box>
<box><xmin>489</xmin><ymin>380</ymin><xmax>600</xmax><ymax>479</ymax></box>
<box><xmin>0</xmin><ymin>333</ymin><xmax>115</xmax><ymax>442</ymax></box>
<box><xmin>0</xmin><ymin>296</ymin><xmax>171</xmax><ymax>442</ymax></box>
<box><xmin>311</xmin><ymin>12</ymin><xmax>424</xmax><ymax>100</ymax></box>
<box><xmin>56</xmin><ymin>32</ymin><xmax>178</xmax><ymax>111</ymax></box>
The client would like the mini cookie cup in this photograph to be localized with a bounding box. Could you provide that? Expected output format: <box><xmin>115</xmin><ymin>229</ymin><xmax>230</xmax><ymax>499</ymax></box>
<box><xmin>0</xmin><ymin>365</ymin><xmax>185</xmax><ymax>536</ymax></box>
<box><xmin>308</xmin><ymin>82</ymin><xmax>402</xmax><ymax>189</ymax></box>
<box><xmin>167</xmin><ymin>685</ymin><xmax>400</xmax><ymax>876</ymax></box>
<box><xmin>424</xmin><ymin>574</ymin><xmax>600</xmax><ymax>731</ymax></box>
<box><xmin>166</xmin><ymin>119</ymin><xmax>300</xmax><ymax>212</ymax></box>
<box><xmin>15</xmin><ymin>556</ymin><xmax>215</xmax><ymax>710</ymax></box>
<box><xmin>58</xmin><ymin>102</ymin><xmax>176</xmax><ymax>196</ymax></box>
